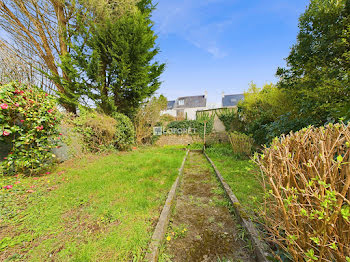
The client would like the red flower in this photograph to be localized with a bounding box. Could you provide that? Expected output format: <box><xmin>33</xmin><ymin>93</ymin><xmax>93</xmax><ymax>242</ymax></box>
<box><xmin>36</xmin><ymin>126</ymin><xmax>44</xmax><ymax>131</ymax></box>
<box><xmin>3</xmin><ymin>157</ymin><xmax>7</xmax><ymax>160</ymax></box>
<box><xmin>46</xmin><ymin>172</ymin><xmax>51</xmax><ymax>175</ymax></box>
<box><xmin>20</xmin><ymin>90</ymin><xmax>24</xmax><ymax>94</ymax></box>
<box><xmin>3</xmin><ymin>185</ymin><xmax>13</xmax><ymax>189</ymax></box>
<box><xmin>59</xmin><ymin>133</ymin><xmax>63</xmax><ymax>136</ymax></box>
<box><xmin>15</xmin><ymin>181</ymin><xmax>20</xmax><ymax>184</ymax></box>
<box><xmin>14</xmin><ymin>103</ymin><xmax>20</xmax><ymax>107</ymax></box>
<box><xmin>0</xmin><ymin>103</ymin><xmax>8</xmax><ymax>109</ymax></box>
<box><xmin>48</xmin><ymin>109</ymin><xmax>54</xmax><ymax>113</ymax></box>
<box><xmin>20</xmin><ymin>120</ymin><xmax>24</xmax><ymax>123</ymax></box>
<box><xmin>3</xmin><ymin>131</ymin><xmax>10</xmax><ymax>136</ymax></box>
<box><xmin>45</xmin><ymin>93</ymin><xmax>49</xmax><ymax>97</ymax></box>
<box><xmin>14</xmin><ymin>90</ymin><xmax>21</xmax><ymax>94</ymax></box>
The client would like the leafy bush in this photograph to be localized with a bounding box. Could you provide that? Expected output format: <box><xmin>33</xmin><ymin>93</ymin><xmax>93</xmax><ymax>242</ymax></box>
<box><xmin>159</xmin><ymin>114</ymin><xmax>176</xmax><ymax>123</ymax></box>
<box><xmin>134</xmin><ymin>96</ymin><xmax>167</xmax><ymax>144</ymax></box>
<box><xmin>0</xmin><ymin>82</ymin><xmax>61</xmax><ymax>175</ymax></box>
<box><xmin>227</xmin><ymin>132</ymin><xmax>253</xmax><ymax>157</ymax></box>
<box><xmin>238</xmin><ymin>82</ymin><xmax>295</xmax><ymax>145</ymax></box>
<box><xmin>166</xmin><ymin>119</ymin><xmax>213</xmax><ymax>138</ymax></box>
<box><xmin>73</xmin><ymin>110</ymin><xmax>117</xmax><ymax>152</ymax></box>
<box><xmin>264</xmin><ymin>113</ymin><xmax>316</xmax><ymax>143</ymax></box>
<box><xmin>216</xmin><ymin>108</ymin><xmax>244</xmax><ymax>133</ymax></box>
<box><xmin>255</xmin><ymin>123</ymin><xmax>350</xmax><ymax>261</ymax></box>
<box><xmin>112</xmin><ymin>112</ymin><xmax>135</xmax><ymax>150</ymax></box>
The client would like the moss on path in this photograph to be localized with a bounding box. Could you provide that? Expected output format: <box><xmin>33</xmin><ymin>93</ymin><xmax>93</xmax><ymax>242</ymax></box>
<box><xmin>160</xmin><ymin>152</ymin><xmax>255</xmax><ymax>262</ymax></box>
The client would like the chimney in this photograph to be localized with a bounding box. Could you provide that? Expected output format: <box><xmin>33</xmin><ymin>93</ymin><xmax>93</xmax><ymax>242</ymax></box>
<box><xmin>222</xmin><ymin>91</ymin><xmax>225</xmax><ymax>98</ymax></box>
<box><xmin>204</xmin><ymin>91</ymin><xmax>208</xmax><ymax>98</ymax></box>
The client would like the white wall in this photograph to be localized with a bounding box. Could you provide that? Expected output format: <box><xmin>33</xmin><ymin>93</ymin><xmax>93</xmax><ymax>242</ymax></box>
<box><xmin>184</xmin><ymin>107</ymin><xmax>207</xmax><ymax>120</ymax></box>
<box><xmin>161</xmin><ymin>109</ymin><xmax>177</xmax><ymax>117</ymax></box>
<box><xmin>161</xmin><ymin>107</ymin><xmax>208</xmax><ymax>120</ymax></box>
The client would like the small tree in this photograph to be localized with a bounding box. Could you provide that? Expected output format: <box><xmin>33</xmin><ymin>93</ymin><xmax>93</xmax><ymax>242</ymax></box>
<box><xmin>134</xmin><ymin>95</ymin><xmax>167</xmax><ymax>144</ymax></box>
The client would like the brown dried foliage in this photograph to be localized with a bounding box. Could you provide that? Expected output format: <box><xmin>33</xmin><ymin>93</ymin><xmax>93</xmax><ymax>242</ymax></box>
<box><xmin>228</xmin><ymin>131</ymin><xmax>253</xmax><ymax>156</ymax></box>
<box><xmin>256</xmin><ymin>123</ymin><xmax>350</xmax><ymax>261</ymax></box>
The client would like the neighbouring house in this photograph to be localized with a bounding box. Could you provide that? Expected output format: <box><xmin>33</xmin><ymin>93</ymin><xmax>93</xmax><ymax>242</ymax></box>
<box><xmin>222</xmin><ymin>94</ymin><xmax>244</xmax><ymax>107</ymax></box>
<box><xmin>195</xmin><ymin>93</ymin><xmax>245</xmax><ymax>133</ymax></box>
<box><xmin>162</xmin><ymin>93</ymin><xmax>208</xmax><ymax>120</ymax></box>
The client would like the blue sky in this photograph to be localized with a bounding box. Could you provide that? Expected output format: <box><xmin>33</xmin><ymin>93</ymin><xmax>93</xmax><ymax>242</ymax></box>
<box><xmin>152</xmin><ymin>0</ymin><xmax>310</xmax><ymax>106</ymax></box>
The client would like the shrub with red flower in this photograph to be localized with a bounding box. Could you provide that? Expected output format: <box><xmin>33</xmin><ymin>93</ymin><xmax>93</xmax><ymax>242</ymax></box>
<box><xmin>0</xmin><ymin>82</ymin><xmax>61</xmax><ymax>175</ymax></box>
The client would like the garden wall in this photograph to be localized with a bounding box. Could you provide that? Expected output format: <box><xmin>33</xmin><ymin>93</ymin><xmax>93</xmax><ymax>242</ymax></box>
<box><xmin>205</xmin><ymin>132</ymin><xmax>229</xmax><ymax>145</ymax></box>
<box><xmin>196</xmin><ymin>108</ymin><xmax>226</xmax><ymax>132</ymax></box>
<box><xmin>155</xmin><ymin>135</ymin><xmax>202</xmax><ymax>146</ymax></box>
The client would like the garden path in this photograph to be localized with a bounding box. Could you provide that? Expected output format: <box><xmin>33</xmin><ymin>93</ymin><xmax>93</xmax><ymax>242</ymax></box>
<box><xmin>161</xmin><ymin>152</ymin><xmax>255</xmax><ymax>262</ymax></box>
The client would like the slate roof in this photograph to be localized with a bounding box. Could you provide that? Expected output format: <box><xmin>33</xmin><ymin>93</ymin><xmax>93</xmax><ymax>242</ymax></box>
<box><xmin>222</xmin><ymin>94</ymin><xmax>244</xmax><ymax>107</ymax></box>
<box><xmin>167</xmin><ymin>100</ymin><xmax>175</xmax><ymax>110</ymax></box>
<box><xmin>175</xmin><ymin>95</ymin><xmax>207</xmax><ymax>109</ymax></box>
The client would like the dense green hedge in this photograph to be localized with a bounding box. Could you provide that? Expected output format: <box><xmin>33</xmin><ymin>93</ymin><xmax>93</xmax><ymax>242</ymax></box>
<box><xmin>113</xmin><ymin>112</ymin><xmax>135</xmax><ymax>150</ymax></box>
<box><xmin>166</xmin><ymin>120</ymin><xmax>213</xmax><ymax>138</ymax></box>
<box><xmin>71</xmin><ymin>109</ymin><xmax>135</xmax><ymax>152</ymax></box>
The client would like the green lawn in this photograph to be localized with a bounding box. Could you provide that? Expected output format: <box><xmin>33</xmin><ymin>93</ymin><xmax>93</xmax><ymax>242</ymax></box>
<box><xmin>0</xmin><ymin>147</ymin><xmax>185</xmax><ymax>261</ymax></box>
<box><xmin>205</xmin><ymin>144</ymin><xmax>264</xmax><ymax>218</ymax></box>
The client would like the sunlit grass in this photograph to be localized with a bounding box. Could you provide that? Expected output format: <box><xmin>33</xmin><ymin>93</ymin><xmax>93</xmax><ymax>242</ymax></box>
<box><xmin>0</xmin><ymin>147</ymin><xmax>185</xmax><ymax>261</ymax></box>
<box><xmin>205</xmin><ymin>144</ymin><xmax>264</xmax><ymax>217</ymax></box>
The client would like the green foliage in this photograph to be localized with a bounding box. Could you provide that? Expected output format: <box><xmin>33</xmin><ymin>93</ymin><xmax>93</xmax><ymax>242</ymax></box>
<box><xmin>264</xmin><ymin>113</ymin><xmax>316</xmax><ymax>142</ymax></box>
<box><xmin>277</xmin><ymin>0</ymin><xmax>350</xmax><ymax>122</ymax></box>
<box><xmin>238</xmin><ymin>82</ymin><xmax>296</xmax><ymax>145</ymax></box>
<box><xmin>68</xmin><ymin>2</ymin><xmax>164</xmax><ymax>117</ymax></box>
<box><xmin>71</xmin><ymin>109</ymin><xmax>117</xmax><ymax>152</ymax></box>
<box><xmin>166</xmin><ymin>118</ymin><xmax>214</xmax><ymax>138</ymax></box>
<box><xmin>0</xmin><ymin>82</ymin><xmax>61</xmax><ymax>175</ymax></box>
<box><xmin>134</xmin><ymin>95</ymin><xmax>167</xmax><ymax>144</ymax></box>
<box><xmin>70</xmin><ymin>109</ymin><xmax>134</xmax><ymax>152</ymax></box>
<box><xmin>205</xmin><ymin>143</ymin><xmax>263</xmax><ymax>217</ymax></box>
<box><xmin>216</xmin><ymin>108</ymin><xmax>244</xmax><ymax>132</ymax></box>
<box><xmin>112</xmin><ymin>112</ymin><xmax>135</xmax><ymax>150</ymax></box>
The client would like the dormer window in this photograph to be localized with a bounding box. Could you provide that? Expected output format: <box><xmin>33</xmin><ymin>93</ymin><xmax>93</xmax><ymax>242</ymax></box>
<box><xmin>178</xmin><ymin>99</ymin><xmax>184</xmax><ymax>106</ymax></box>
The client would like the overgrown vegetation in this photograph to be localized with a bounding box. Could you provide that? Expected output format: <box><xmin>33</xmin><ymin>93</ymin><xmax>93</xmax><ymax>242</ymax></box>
<box><xmin>216</xmin><ymin>108</ymin><xmax>244</xmax><ymax>133</ymax></box>
<box><xmin>0</xmin><ymin>82</ymin><xmax>61</xmax><ymax>175</ymax></box>
<box><xmin>134</xmin><ymin>95</ymin><xmax>167</xmax><ymax>144</ymax></box>
<box><xmin>255</xmin><ymin>123</ymin><xmax>350</xmax><ymax>261</ymax></box>
<box><xmin>227</xmin><ymin>132</ymin><xmax>253</xmax><ymax>157</ymax></box>
<box><xmin>70</xmin><ymin>110</ymin><xmax>135</xmax><ymax>152</ymax></box>
<box><xmin>166</xmin><ymin>115</ymin><xmax>214</xmax><ymax>138</ymax></box>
